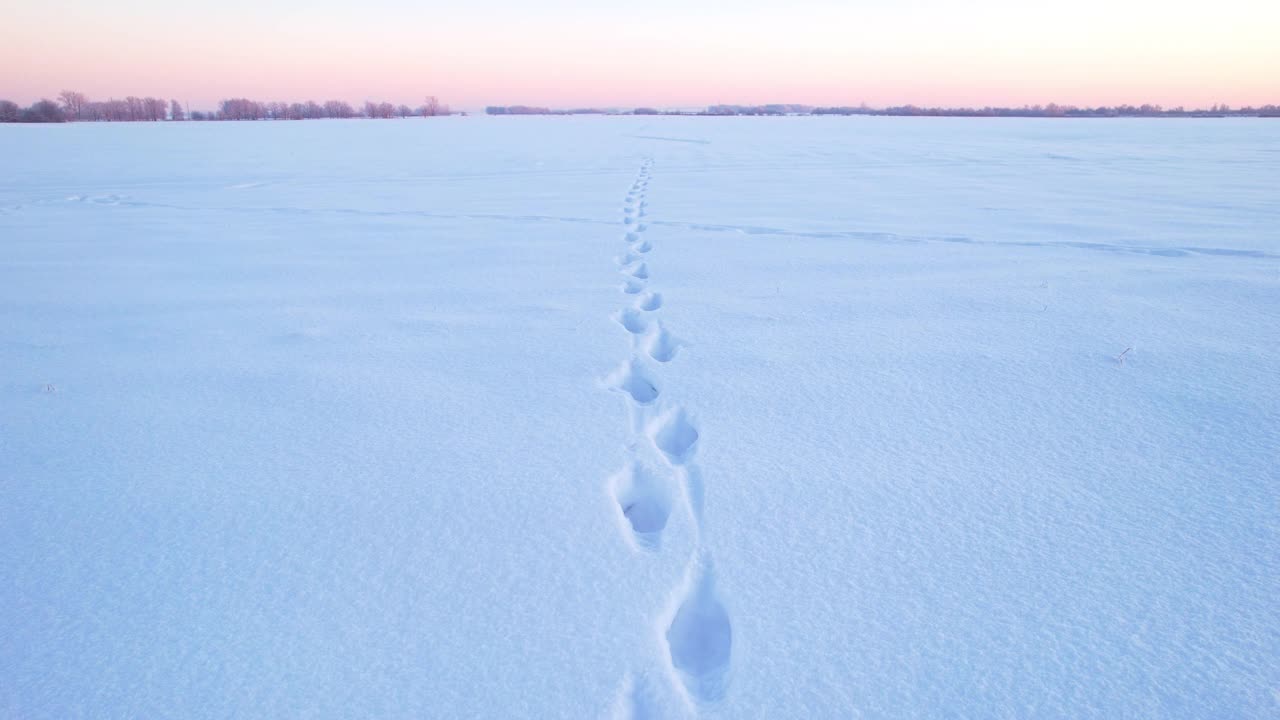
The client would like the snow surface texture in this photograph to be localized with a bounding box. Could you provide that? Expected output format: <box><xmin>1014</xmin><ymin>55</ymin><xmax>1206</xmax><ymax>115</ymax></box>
<box><xmin>1</xmin><ymin>117</ymin><xmax>1278</xmax><ymax>718</ymax></box>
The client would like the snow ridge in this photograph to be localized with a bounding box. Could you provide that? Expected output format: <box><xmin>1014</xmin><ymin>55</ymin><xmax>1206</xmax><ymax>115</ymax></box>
<box><xmin>607</xmin><ymin>161</ymin><xmax>732</xmax><ymax>716</ymax></box>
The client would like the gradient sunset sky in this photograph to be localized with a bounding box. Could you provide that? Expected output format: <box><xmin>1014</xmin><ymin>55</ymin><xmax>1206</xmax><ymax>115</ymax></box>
<box><xmin>3</xmin><ymin>0</ymin><xmax>1277</xmax><ymax>109</ymax></box>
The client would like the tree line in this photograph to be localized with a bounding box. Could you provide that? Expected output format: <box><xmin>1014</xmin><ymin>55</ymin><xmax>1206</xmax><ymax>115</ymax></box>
<box><xmin>485</xmin><ymin>105</ymin><xmax>555</xmax><ymax>115</ymax></box>
<box><xmin>486</xmin><ymin>102</ymin><xmax>1279</xmax><ymax>118</ymax></box>
<box><xmin>807</xmin><ymin>103</ymin><xmax>1280</xmax><ymax>118</ymax></box>
<box><xmin>0</xmin><ymin>91</ymin><xmax>450</xmax><ymax>123</ymax></box>
<box><xmin>7</xmin><ymin>93</ymin><xmax>1276</xmax><ymax>122</ymax></box>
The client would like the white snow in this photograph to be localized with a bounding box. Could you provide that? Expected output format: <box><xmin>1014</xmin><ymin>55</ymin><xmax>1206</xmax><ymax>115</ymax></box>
<box><xmin>2</xmin><ymin>116</ymin><xmax>1278</xmax><ymax>718</ymax></box>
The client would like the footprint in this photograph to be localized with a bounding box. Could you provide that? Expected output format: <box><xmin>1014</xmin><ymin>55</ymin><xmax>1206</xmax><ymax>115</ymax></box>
<box><xmin>606</xmin><ymin>359</ymin><xmax>659</xmax><ymax>405</ymax></box>
<box><xmin>628</xmin><ymin>263</ymin><xmax>650</xmax><ymax>280</ymax></box>
<box><xmin>636</xmin><ymin>291</ymin><xmax>663</xmax><ymax>311</ymax></box>
<box><xmin>615</xmin><ymin>308</ymin><xmax>650</xmax><ymax>334</ymax></box>
<box><xmin>633</xmin><ymin>238</ymin><xmax>653</xmax><ymax>253</ymax></box>
<box><xmin>644</xmin><ymin>323</ymin><xmax>680</xmax><ymax>363</ymax></box>
<box><xmin>649</xmin><ymin>407</ymin><xmax>698</xmax><ymax>465</ymax></box>
<box><xmin>665</xmin><ymin>553</ymin><xmax>732</xmax><ymax>704</ymax></box>
<box><xmin>618</xmin><ymin>251</ymin><xmax>642</xmax><ymax>266</ymax></box>
<box><xmin>625</xmin><ymin>232</ymin><xmax>641</xmax><ymax>243</ymax></box>
<box><xmin>622</xmin><ymin>278</ymin><xmax>646</xmax><ymax>294</ymax></box>
<box><xmin>610</xmin><ymin>462</ymin><xmax>673</xmax><ymax>549</ymax></box>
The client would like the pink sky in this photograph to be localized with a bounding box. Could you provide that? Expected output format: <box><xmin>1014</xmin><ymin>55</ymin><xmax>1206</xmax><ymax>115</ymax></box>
<box><xmin>2</xmin><ymin>0</ymin><xmax>1277</xmax><ymax>109</ymax></box>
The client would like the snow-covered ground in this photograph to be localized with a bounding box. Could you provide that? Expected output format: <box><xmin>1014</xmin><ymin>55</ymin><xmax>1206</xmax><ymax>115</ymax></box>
<box><xmin>2</xmin><ymin>116</ymin><xmax>1277</xmax><ymax>718</ymax></box>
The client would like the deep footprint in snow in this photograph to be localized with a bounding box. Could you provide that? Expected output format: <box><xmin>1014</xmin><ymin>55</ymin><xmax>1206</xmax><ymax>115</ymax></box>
<box><xmin>633</xmin><ymin>238</ymin><xmax>652</xmax><ymax>253</ymax></box>
<box><xmin>625</xmin><ymin>231</ymin><xmax>641</xmax><ymax>243</ymax></box>
<box><xmin>665</xmin><ymin>553</ymin><xmax>732</xmax><ymax>704</ymax></box>
<box><xmin>627</xmin><ymin>263</ymin><xmax>650</xmax><ymax>280</ymax></box>
<box><xmin>649</xmin><ymin>407</ymin><xmax>698</xmax><ymax>464</ymax></box>
<box><xmin>618</xmin><ymin>251</ymin><xmax>642</xmax><ymax>266</ymax></box>
<box><xmin>606</xmin><ymin>359</ymin><xmax>660</xmax><ymax>405</ymax></box>
<box><xmin>615</xmin><ymin>308</ymin><xmax>650</xmax><ymax>334</ymax></box>
<box><xmin>644</xmin><ymin>324</ymin><xmax>680</xmax><ymax>363</ymax></box>
<box><xmin>609</xmin><ymin>462</ymin><xmax>673</xmax><ymax>549</ymax></box>
<box><xmin>622</xmin><ymin>278</ymin><xmax>646</xmax><ymax>294</ymax></box>
<box><xmin>636</xmin><ymin>291</ymin><xmax>663</xmax><ymax>311</ymax></box>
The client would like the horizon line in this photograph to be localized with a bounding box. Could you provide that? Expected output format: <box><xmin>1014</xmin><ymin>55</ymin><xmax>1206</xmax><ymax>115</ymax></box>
<box><xmin>5</xmin><ymin>91</ymin><xmax>1278</xmax><ymax>117</ymax></box>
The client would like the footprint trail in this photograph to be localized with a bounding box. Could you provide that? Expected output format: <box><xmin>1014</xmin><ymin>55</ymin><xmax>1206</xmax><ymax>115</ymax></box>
<box><xmin>601</xmin><ymin>159</ymin><xmax>733</xmax><ymax>714</ymax></box>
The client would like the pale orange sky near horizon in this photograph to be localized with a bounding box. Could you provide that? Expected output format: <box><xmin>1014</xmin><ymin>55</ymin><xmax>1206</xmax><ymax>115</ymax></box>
<box><xmin>2</xmin><ymin>0</ymin><xmax>1277</xmax><ymax>109</ymax></box>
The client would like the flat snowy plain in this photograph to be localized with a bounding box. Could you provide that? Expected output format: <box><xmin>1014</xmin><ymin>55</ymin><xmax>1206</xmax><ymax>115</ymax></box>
<box><xmin>2</xmin><ymin>117</ymin><xmax>1278</xmax><ymax>718</ymax></box>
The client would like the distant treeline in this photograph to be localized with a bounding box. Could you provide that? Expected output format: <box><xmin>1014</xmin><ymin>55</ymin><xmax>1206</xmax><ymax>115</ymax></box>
<box><xmin>8</xmin><ymin>93</ymin><xmax>1277</xmax><ymax>122</ymax></box>
<box><xmin>807</xmin><ymin>103</ymin><xmax>1280</xmax><ymax>118</ymax></box>
<box><xmin>484</xmin><ymin>106</ymin><xmax>669</xmax><ymax>115</ymax></box>
<box><xmin>0</xmin><ymin>91</ymin><xmax>451</xmax><ymax>123</ymax></box>
<box><xmin>485</xmin><ymin>105</ymin><xmax>557</xmax><ymax>115</ymax></box>
<box><xmin>488</xmin><ymin>102</ymin><xmax>1280</xmax><ymax>118</ymax></box>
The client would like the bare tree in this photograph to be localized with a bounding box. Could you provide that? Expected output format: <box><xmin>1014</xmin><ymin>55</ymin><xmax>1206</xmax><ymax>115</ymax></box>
<box><xmin>423</xmin><ymin>95</ymin><xmax>440</xmax><ymax>116</ymax></box>
<box><xmin>58</xmin><ymin>90</ymin><xmax>86</xmax><ymax>120</ymax></box>
<box><xmin>86</xmin><ymin>100</ymin><xmax>112</xmax><ymax>121</ymax></box>
<box><xmin>219</xmin><ymin>98</ymin><xmax>264</xmax><ymax>120</ymax></box>
<box><xmin>170</xmin><ymin>99</ymin><xmax>185</xmax><ymax>121</ymax></box>
<box><xmin>0</xmin><ymin>100</ymin><xmax>20</xmax><ymax>122</ymax></box>
<box><xmin>323</xmin><ymin>100</ymin><xmax>355</xmax><ymax>118</ymax></box>
<box><xmin>142</xmin><ymin>97</ymin><xmax>166</xmax><ymax>121</ymax></box>
<box><xmin>361</xmin><ymin>101</ymin><xmax>396</xmax><ymax>119</ymax></box>
<box><xmin>101</xmin><ymin>99</ymin><xmax>129</xmax><ymax>121</ymax></box>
